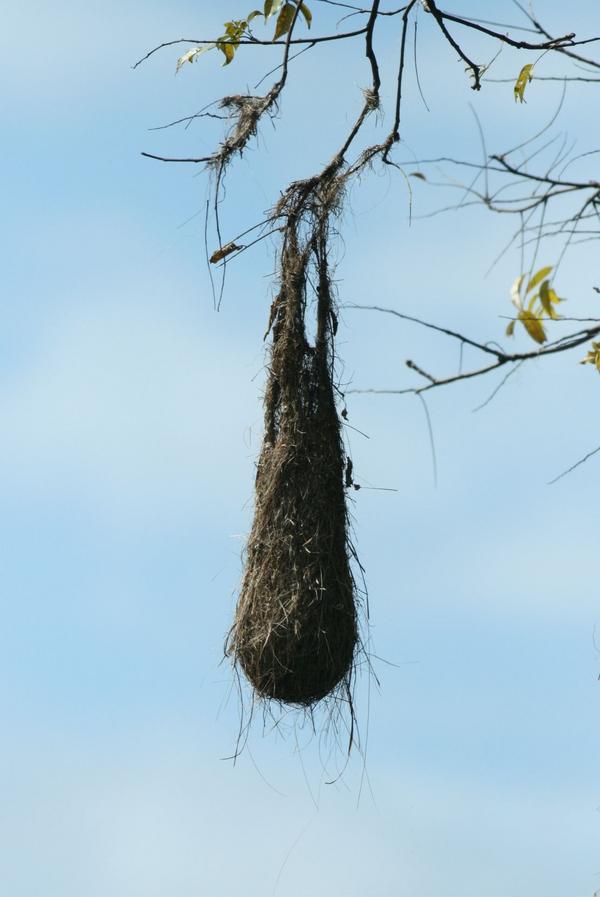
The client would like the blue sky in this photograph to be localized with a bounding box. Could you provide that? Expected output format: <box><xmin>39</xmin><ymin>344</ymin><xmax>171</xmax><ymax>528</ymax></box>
<box><xmin>2</xmin><ymin>2</ymin><xmax>600</xmax><ymax>895</ymax></box>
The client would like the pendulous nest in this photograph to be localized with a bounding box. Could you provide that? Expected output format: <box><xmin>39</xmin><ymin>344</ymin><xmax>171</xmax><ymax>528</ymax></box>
<box><xmin>227</xmin><ymin>211</ymin><xmax>359</xmax><ymax>707</ymax></box>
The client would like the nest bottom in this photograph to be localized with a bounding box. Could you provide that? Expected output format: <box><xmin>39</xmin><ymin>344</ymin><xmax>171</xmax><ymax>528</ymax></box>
<box><xmin>234</xmin><ymin>578</ymin><xmax>357</xmax><ymax>706</ymax></box>
<box><xmin>231</xmin><ymin>411</ymin><xmax>358</xmax><ymax>707</ymax></box>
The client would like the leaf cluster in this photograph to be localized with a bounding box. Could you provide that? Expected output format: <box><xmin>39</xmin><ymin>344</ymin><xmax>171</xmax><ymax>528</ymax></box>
<box><xmin>176</xmin><ymin>1</ymin><xmax>312</xmax><ymax>71</ymax></box>
<box><xmin>507</xmin><ymin>266</ymin><xmax>564</xmax><ymax>344</ymax></box>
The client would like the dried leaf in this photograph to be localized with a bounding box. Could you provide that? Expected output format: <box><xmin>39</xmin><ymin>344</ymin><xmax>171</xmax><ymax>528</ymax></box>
<box><xmin>175</xmin><ymin>44</ymin><xmax>216</xmax><ymax>72</ymax></box>
<box><xmin>514</xmin><ymin>64</ymin><xmax>534</xmax><ymax>103</ymax></box>
<box><xmin>210</xmin><ymin>242</ymin><xmax>241</xmax><ymax>264</ymax></box>
<box><xmin>410</xmin><ymin>171</ymin><xmax>427</xmax><ymax>180</ymax></box>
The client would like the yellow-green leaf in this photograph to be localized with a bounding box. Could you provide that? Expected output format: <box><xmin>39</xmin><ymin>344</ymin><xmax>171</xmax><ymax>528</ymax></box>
<box><xmin>539</xmin><ymin>281</ymin><xmax>552</xmax><ymax>316</ymax></box>
<box><xmin>274</xmin><ymin>2</ymin><xmax>295</xmax><ymax>40</ymax></box>
<box><xmin>514</xmin><ymin>64</ymin><xmax>534</xmax><ymax>103</ymax></box>
<box><xmin>539</xmin><ymin>280</ymin><xmax>561</xmax><ymax>319</ymax></box>
<box><xmin>247</xmin><ymin>10</ymin><xmax>262</xmax><ymax>23</ymax></box>
<box><xmin>299</xmin><ymin>2</ymin><xmax>312</xmax><ymax>27</ymax></box>
<box><xmin>526</xmin><ymin>265</ymin><xmax>553</xmax><ymax>294</ymax></box>
<box><xmin>580</xmin><ymin>342</ymin><xmax>600</xmax><ymax>372</ymax></box>
<box><xmin>217</xmin><ymin>41</ymin><xmax>236</xmax><ymax>64</ymax></box>
<box><xmin>506</xmin><ymin>319</ymin><xmax>516</xmax><ymax>337</ymax></box>
<box><xmin>264</xmin><ymin>0</ymin><xmax>284</xmax><ymax>19</ymax></box>
<box><xmin>518</xmin><ymin>310</ymin><xmax>547</xmax><ymax>344</ymax></box>
<box><xmin>547</xmin><ymin>286</ymin><xmax>564</xmax><ymax>304</ymax></box>
<box><xmin>223</xmin><ymin>20</ymin><xmax>246</xmax><ymax>41</ymax></box>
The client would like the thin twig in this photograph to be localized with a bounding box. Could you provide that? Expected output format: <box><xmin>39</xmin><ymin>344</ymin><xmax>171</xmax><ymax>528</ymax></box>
<box><xmin>132</xmin><ymin>28</ymin><xmax>368</xmax><ymax>69</ymax></box>
<box><xmin>548</xmin><ymin>444</ymin><xmax>600</xmax><ymax>485</ymax></box>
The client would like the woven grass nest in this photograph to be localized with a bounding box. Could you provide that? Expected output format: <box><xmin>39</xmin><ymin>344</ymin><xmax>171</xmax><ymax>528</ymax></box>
<box><xmin>227</xmin><ymin>226</ymin><xmax>359</xmax><ymax>707</ymax></box>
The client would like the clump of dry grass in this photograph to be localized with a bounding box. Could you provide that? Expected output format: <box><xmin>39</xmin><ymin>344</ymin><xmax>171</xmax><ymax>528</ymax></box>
<box><xmin>208</xmin><ymin>93</ymin><xmax>276</xmax><ymax>173</ymax></box>
<box><xmin>228</xmin><ymin>180</ymin><xmax>360</xmax><ymax>707</ymax></box>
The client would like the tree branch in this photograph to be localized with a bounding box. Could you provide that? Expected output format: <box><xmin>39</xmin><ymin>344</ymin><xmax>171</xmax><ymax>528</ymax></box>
<box><xmin>345</xmin><ymin>304</ymin><xmax>600</xmax><ymax>396</ymax></box>
<box><xmin>133</xmin><ymin>27</ymin><xmax>368</xmax><ymax>69</ymax></box>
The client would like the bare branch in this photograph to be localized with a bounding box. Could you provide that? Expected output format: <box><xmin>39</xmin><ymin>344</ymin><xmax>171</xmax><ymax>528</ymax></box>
<box><xmin>425</xmin><ymin>0</ymin><xmax>484</xmax><ymax>89</ymax></box>
<box><xmin>432</xmin><ymin>5</ymin><xmax>577</xmax><ymax>52</ymax></box>
<box><xmin>346</xmin><ymin>303</ymin><xmax>503</xmax><ymax>357</ymax></box>
<box><xmin>345</xmin><ymin>304</ymin><xmax>600</xmax><ymax>396</ymax></box>
<box><xmin>512</xmin><ymin>0</ymin><xmax>600</xmax><ymax>70</ymax></box>
<box><xmin>132</xmin><ymin>27</ymin><xmax>368</xmax><ymax>70</ymax></box>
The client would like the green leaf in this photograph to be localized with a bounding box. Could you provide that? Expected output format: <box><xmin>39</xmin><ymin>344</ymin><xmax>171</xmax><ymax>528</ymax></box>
<box><xmin>299</xmin><ymin>2</ymin><xmax>312</xmax><ymax>27</ymax></box>
<box><xmin>514</xmin><ymin>63</ymin><xmax>534</xmax><ymax>102</ymax></box>
<box><xmin>526</xmin><ymin>265</ymin><xmax>553</xmax><ymax>294</ymax></box>
<box><xmin>518</xmin><ymin>310</ymin><xmax>547</xmax><ymax>344</ymax></box>
<box><xmin>505</xmin><ymin>319</ymin><xmax>516</xmax><ymax>337</ymax></box>
<box><xmin>274</xmin><ymin>2</ymin><xmax>295</xmax><ymax>39</ymax></box>
<box><xmin>247</xmin><ymin>9</ymin><xmax>262</xmax><ymax>23</ymax></box>
<box><xmin>264</xmin><ymin>0</ymin><xmax>284</xmax><ymax>19</ymax></box>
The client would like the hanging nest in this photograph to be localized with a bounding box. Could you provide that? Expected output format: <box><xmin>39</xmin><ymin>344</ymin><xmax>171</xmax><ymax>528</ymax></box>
<box><xmin>228</xmin><ymin>190</ymin><xmax>359</xmax><ymax>707</ymax></box>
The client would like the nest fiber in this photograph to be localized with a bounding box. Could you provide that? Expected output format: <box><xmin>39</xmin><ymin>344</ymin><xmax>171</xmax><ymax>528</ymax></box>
<box><xmin>229</xmin><ymin>232</ymin><xmax>357</xmax><ymax>706</ymax></box>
